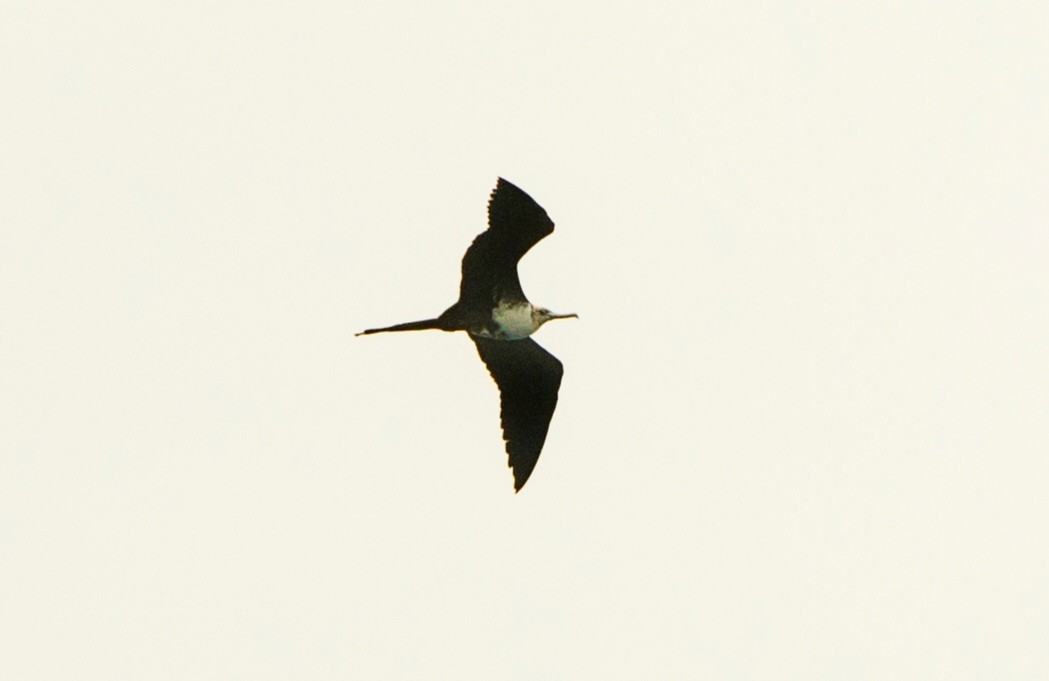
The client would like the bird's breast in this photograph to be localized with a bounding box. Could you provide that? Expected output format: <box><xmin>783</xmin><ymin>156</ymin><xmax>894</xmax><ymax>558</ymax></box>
<box><xmin>472</xmin><ymin>302</ymin><xmax>537</xmax><ymax>340</ymax></box>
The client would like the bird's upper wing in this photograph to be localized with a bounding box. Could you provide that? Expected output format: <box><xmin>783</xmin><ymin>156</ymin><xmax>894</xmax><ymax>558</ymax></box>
<box><xmin>472</xmin><ymin>336</ymin><xmax>564</xmax><ymax>492</ymax></box>
<box><xmin>458</xmin><ymin>178</ymin><xmax>555</xmax><ymax>308</ymax></box>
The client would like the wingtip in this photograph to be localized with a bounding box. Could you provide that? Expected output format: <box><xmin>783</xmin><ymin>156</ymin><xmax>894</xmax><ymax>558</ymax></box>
<box><xmin>490</xmin><ymin>177</ymin><xmax>508</xmax><ymax>201</ymax></box>
<box><xmin>492</xmin><ymin>176</ymin><xmax>519</xmax><ymax>194</ymax></box>
<box><xmin>512</xmin><ymin>469</ymin><xmax>533</xmax><ymax>493</ymax></box>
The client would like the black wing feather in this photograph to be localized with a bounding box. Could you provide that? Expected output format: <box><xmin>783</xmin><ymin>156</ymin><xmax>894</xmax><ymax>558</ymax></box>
<box><xmin>472</xmin><ymin>336</ymin><xmax>564</xmax><ymax>492</ymax></box>
<box><xmin>458</xmin><ymin>178</ymin><xmax>554</xmax><ymax>309</ymax></box>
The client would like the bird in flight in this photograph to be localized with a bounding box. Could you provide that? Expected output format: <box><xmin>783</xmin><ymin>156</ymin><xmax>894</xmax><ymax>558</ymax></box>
<box><xmin>357</xmin><ymin>178</ymin><xmax>576</xmax><ymax>491</ymax></box>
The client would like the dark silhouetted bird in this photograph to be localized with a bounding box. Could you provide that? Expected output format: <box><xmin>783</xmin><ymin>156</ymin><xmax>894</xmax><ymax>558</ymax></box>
<box><xmin>357</xmin><ymin>178</ymin><xmax>576</xmax><ymax>491</ymax></box>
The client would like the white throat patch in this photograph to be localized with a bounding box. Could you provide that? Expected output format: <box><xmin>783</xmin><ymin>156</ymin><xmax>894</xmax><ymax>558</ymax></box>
<box><xmin>477</xmin><ymin>301</ymin><xmax>538</xmax><ymax>340</ymax></box>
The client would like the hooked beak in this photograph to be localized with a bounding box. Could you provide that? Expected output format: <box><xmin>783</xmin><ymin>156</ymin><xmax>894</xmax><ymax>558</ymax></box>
<box><xmin>548</xmin><ymin>312</ymin><xmax>579</xmax><ymax>320</ymax></box>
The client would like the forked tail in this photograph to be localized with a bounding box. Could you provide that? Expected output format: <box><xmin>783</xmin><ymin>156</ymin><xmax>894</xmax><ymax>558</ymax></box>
<box><xmin>355</xmin><ymin>318</ymin><xmax>444</xmax><ymax>336</ymax></box>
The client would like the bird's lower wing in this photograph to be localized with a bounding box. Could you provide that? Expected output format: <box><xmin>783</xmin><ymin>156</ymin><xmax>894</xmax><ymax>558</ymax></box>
<box><xmin>472</xmin><ymin>336</ymin><xmax>564</xmax><ymax>492</ymax></box>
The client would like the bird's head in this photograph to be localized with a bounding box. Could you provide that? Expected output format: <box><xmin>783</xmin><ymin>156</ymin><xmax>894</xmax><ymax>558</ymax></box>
<box><xmin>533</xmin><ymin>306</ymin><xmax>579</xmax><ymax>329</ymax></box>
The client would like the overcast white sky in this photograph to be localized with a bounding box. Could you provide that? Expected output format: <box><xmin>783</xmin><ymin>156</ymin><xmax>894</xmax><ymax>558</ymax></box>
<box><xmin>2</xmin><ymin>1</ymin><xmax>1047</xmax><ymax>679</ymax></box>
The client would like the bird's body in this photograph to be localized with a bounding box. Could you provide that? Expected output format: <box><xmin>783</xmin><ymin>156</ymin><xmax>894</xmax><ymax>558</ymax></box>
<box><xmin>471</xmin><ymin>301</ymin><xmax>555</xmax><ymax>340</ymax></box>
<box><xmin>357</xmin><ymin>178</ymin><xmax>575</xmax><ymax>491</ymax></box>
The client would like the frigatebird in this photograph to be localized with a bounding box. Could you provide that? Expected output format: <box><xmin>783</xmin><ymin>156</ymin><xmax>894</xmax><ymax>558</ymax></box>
<box><xmin>357</xmin><ymin>178</ymin><xmax>576</xmax><ymax>491</ymax></box>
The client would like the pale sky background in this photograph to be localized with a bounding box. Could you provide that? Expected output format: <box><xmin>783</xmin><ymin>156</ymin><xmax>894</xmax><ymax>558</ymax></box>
<box><xmin>2</xmin><ymin>1</ymin><xmax>1047</xmax><ymax>679</ymax></box>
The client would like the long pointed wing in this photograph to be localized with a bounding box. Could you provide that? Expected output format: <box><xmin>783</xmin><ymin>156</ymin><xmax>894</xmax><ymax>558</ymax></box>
<box><xmin>472</xmin><ymin>336</ymin><xmax>564</xmax><ymax>492</ymax></box>
<box><xmin>458</xmin><ymin>178</ymin><xmax>555</xmax><ymax>309</ymax></box>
